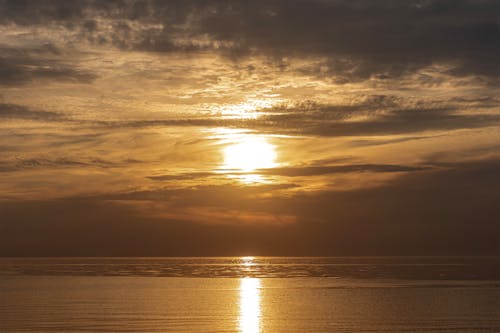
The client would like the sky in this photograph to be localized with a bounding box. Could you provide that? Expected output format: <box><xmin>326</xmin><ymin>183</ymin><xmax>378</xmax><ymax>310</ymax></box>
<box><xmin>0</xmin><ymin>0</ymin><xmax>499</xmax><ymax>256</ymax></box>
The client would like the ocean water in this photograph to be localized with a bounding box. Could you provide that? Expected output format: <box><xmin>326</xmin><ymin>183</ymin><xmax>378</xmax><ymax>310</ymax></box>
<box><xmin>1</xmin><ymin>257</ymin><xmax>499</xmax><ymax>332</ymax></box>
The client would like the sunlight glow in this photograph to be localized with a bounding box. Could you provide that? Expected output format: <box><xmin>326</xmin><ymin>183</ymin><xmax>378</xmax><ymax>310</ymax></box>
<box><xmin>236</xmin><ymin>174</ymin><xmax>266</xmax><ymax>184</ymax></box>
<box><xmin>210</xmin><ymin>129</ymin><xmax>280</xmax><ymax>184</ymax></box>
<box><xmin>223</xmin><ymin>137</ymin><xmax>277</xmax><ymax>172</ymax></box>
<box><xmin>239</xmin><ymin>277</ymin><xmax>261</xmax><ymax>333</ymax></box>
<box><xmin>219</xmin><ymin>99</ymin><xmax>277</xmax><ymax>119</ymax></box>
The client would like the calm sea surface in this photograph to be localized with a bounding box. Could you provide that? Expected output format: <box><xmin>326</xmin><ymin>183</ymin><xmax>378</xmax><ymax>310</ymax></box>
<box><xmin>1</xmin><ymin>257</ymin><xmax>499</xmax><ymax>332</ymax></box>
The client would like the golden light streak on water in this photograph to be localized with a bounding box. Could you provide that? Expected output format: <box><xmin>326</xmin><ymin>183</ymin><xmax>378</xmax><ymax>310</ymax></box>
<box><xmin>239</xmin><ymin>277</ymin><xmax>261</xmax><ymax>333</ymax></box>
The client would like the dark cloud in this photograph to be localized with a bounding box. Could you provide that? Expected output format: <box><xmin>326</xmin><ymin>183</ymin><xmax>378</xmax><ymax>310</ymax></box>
<box><xmin>0</xmin><ymin>0</ymin><xmax>497</xmax><ymax>81</ymax></box>
<box><xmin>0</xmin><ymin>103</ymin><xmax>62</xmax><ymax>121</ymax></box>
<box><xmin>92</xmin><ymin>99</ymin><xmax>500</xmax><ymax>137</ymax></box>
<box><xmin>232</xmin><ymin>97</ymin><xmax>500</xmax><ymax>136</ymax></box>
<box><xmin>0</xmin><ymin>46</ymin><xmax>97</xmax><ymax>86</ymax></box>
<box><xmin>147</xmin><ymin>172</ymin><xmax>217</xmax><ymax>181</ymax></box>
<box><xmin>347</xmin><ymin>135</ymin><xmax>445</xmax><ymax>147</ymax></box>
<box><xmin>147</xmin><ymin>164</ymin><xmax>425</xmax><ymax>181</ymax></box>
<box><xmin>300</xmin><ymin>109</ymin><xmax>500</xmax><ymax>137</ymax></box>
<box><xmin>95</xmin><ymin>183</ymin><xmax>296</xmax><ymax>205</ymax></box>
<box><xmin>258</xmin><ymin>164</ymin><xmax>427</xmax><ymax>177</ymax></box>
<box><xmin>0</xmin><ymin>154</ymin><xmax>143</xmax><ymax>173</ymax></box>
<box><xmin>0</xmin><ymin>0</ymin><xmax>193</xmax><ymax>25</ymax></box>
<box><xmin>0</xmin><ymin>0</ymin><xmax>85</xmax><ymax>24</ymax></box>
<box><xmin>199</xmin><ymin>0</ymin><xmax>500</xmax><ymax>81</ymax></box>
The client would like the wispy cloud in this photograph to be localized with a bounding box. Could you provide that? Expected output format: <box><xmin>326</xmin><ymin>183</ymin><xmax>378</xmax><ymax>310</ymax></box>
<box><xmin>258</xmin><ymin>164</ymin><xmax>427</xmax><ymax>177</ymax></box>
<box><xmin>0</xmin><ymin>46</ymin><xmax>97</xmax><ymax>86</ymax></box>
<box><xmin>0</xmin><ymin>103</ymin><xmax>63</xmax><ymax>121</ymax></box>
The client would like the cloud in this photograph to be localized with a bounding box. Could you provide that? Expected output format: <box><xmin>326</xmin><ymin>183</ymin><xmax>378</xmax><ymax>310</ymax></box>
<box><xmin>346</xmin><ymin>135</ymin><xmax>446</xmax><ymax>147</ymax></box>
<box><xmin>224</xmin><ymin>96</ymin><xmax>500</xmax><ymax>136</ymax></box>
<box><xmin>146</xmin><ymin>164</ymin><xmax>425</xmax><ymax>181</ymax></box>
<box><xmin>0</xmin><ymin>0</ymin><xmax>86</xmax><ymax>24</ymax></box>
<box><xmin>301</xmin><ymin>109</ymin><xmax>500</xmax><ymax>136</ymax></box>
<box><xmin>0</xmin><ymin>154</ymin><xmax>143</xmax><ymax>173</ymax></box>
<box><xmin>0</xmin><ymin>103</ymin><xmax>62</xmax><ymax>121</ymax></box>
<box><xmin>0</xmin><ymin>46</ymin><xmax>97</xmax><ymax>86</ymax></box>
<box><xmin>91</xmin><ymin>98</ymin><xmax>500</xmax><ymax>137</ymax></box>
<box><xmin>147</xmin><ymin>172</ymin><xmax>217</xmax><ymax>181</ymax></box>
<box><xmin>200</xmin><ymin>0</ymin><xmax>500</xmax><ymax>81</ymax></box>
<box><xmin>0</xmin><ymin>1</ymin><xmax>497</xmax><ymax>82</ymax></box>
<box><xmin>258</xmin><ymin>164</ymin><xmax>427</xmax><ymax>177</ymax></box>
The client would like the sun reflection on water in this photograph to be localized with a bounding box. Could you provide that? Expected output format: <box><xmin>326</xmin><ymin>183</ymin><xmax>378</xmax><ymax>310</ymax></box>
<box><xmin>239</xmin><ymin>277</ymin><xmax>261</xmax><ymax>333</ymax></box>
<box><xmin>241</xmin><ymin>256</ymin><xmax>256</xmax><ymax>267</ymax></box>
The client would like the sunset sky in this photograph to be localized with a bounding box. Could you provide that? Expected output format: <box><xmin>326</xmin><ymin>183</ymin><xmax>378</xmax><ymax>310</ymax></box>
<box><xmin>0</xmin><ymin>0</ymin><xmax>499</xmax><ymax>256</ymax></box>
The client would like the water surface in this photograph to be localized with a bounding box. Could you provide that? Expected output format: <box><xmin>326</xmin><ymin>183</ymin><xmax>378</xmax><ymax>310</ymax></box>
<box><xmin>1</xmin><ymin>257</ymin><xmax>499</xmax><ymax>332</ymax></box>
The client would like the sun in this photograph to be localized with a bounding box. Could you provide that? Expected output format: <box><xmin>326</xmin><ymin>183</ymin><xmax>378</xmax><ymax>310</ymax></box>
<box><xmin>222</xmin><ymin>137</ymin><xmax>277</xmax><ymax>172</ymax></box>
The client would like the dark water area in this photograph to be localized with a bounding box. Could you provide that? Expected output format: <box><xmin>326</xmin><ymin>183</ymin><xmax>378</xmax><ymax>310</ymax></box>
<box><xmin>1</xmin><ymin>257</ymin><xmax>499</xmax><ymax>332</ymax></box>
<box><xmin>1</xmin><ymin>256</ymin><xmax>499</xmax><ymax>280</ymax></box>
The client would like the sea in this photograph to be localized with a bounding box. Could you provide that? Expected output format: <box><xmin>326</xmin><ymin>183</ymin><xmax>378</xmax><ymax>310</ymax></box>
<box><xmin>1</xmin><ymin>257</ymin><xmax>499</xmax><ymax>332</ymax></box>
